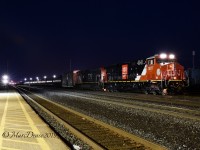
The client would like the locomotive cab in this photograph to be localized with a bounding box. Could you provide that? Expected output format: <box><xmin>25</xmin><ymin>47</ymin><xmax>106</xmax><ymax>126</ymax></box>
<box><xmin>156</xmin><ymin>53</ymin><xmax>185</xmax><ymax>80</ymax></box>
<box><xmin>138</xmin><ymin>53</ymin><xmax>186</xmax><ymax>94</ymax></box>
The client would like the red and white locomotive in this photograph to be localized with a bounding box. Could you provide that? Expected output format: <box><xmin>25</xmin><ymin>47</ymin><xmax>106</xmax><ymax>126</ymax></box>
<box><xmin>134</xmin><ymin>53</ymin><xmax>186</xmax><ymax>94</ymax></box>
<box><xmin>62</xmin><ymin>53</ymin><xmax>187</xmax><ymax>94</ymax></box>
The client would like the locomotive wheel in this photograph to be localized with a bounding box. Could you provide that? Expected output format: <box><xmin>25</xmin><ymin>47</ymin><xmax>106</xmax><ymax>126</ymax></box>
<box><xmin>144</xmin><ymin>90</ymin><xmax>149</xmax><ymax>94</ymax></box>
<box><xmin>152</xmin><ymin>91</ymin><xmax>157</xmax><ymax>95</ymax></box>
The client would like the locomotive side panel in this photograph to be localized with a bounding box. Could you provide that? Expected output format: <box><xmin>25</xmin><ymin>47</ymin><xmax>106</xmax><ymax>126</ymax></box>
<box><xmin>106</xmin><ymin>64</ymin><xmax>121</xmax><ymax>81</ymax></box>
<box><xmin>62</xmin><ymin>73</ymin><xmax>73</xmax><ymax>87</ymax></box>
<box><xmin>74</xmin><ymin>68</ymin><xmax>101</xmax><ymax>90</ymax></box>
<box><xmin>105</xmin><ymin>59</ymin><xmax>145</xmax><ymax>82</ymax></box>
<box><xmin>80</xmin><ymin>69</ymin><xmax>100</xmax><ymax>83</ymax></box>
<box><xmin>129</xmin><ymin>59</ymin><xmax>145</xmax><ymax>80</ymax></box>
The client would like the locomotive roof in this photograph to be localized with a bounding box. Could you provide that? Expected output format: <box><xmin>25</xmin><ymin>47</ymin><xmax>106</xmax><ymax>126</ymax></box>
<box><xmin>146</xmin><ymin>54</ymin><xmax>158</xmax><ymax>59</ymax></box>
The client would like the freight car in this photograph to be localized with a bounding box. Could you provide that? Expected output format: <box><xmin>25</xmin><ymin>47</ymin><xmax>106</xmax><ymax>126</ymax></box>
<box><xmin>62</xmin><ymin>53</ymin><xmax>187</xmax><ymax>95</ymax></box>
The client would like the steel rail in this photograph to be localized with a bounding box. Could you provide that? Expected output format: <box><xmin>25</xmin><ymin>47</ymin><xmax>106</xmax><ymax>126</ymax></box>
<box><xmin>55</xmin><ymin>92</ymin><xmax>200</xmax><ymax>122</ymax></box>
<box><xmin>16</xmin><ymin>86</ymin><xmax>167</xmax><ymax>150</ymax></box>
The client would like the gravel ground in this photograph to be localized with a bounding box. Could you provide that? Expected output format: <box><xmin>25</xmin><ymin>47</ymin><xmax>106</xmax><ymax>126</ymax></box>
<box><xmin>33</xmin><ymin>89</ymin><xmax>200</xmax><ymax>150</ymax></box>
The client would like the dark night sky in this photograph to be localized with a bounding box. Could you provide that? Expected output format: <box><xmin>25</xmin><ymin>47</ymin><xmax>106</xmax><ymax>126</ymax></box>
<box><xmin>0</xmin><ymin>0</ymin><xmax>200</xmax><ymax>81</ymax></box>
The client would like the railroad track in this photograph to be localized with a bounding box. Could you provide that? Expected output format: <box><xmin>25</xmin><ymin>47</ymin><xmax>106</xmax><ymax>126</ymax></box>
<box><xmin>16</xmin><ymin>86</ymin><xmax>166</xmax><ymax>150</ymax></box>
<box><xmin>70</xmin><ymin>91</ymin><xmax>200</xmax><ymax>109</ymax></box>
<box><xmin>19</xmin><ymin>85</ymin><xmax>200</xmax><ymax>108</ymax></box>
<box><xmin>44</xmin><ymin>91</ymin><xmax>200</xmax><ymax>122</ymax></box>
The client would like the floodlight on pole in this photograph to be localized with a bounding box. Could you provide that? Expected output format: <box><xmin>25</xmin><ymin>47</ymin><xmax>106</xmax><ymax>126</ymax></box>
<box><xmin>2</xmin><ymin>74</ymin><xmax>9</xmax><ymax>85</ymax></box>
<box><xmin>2</xmin><ymin>75</ymin><xmax>8</xmax><ymax>80</ymax></box>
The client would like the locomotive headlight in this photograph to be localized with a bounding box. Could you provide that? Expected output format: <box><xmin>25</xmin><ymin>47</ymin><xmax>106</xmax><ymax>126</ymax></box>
<box><xmin>169</xmin><ymin>54</ymin><xmax>175</xmax><ymax>59</ymax></box>
<box><xmin>160</xmin><ymin>53</ymin><xmax>167</xmax><ymax>59</ymax></box>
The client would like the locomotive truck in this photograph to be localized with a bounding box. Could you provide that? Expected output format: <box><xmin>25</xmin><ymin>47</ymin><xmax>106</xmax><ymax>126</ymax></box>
<box><xmin>63</xmin><ymin>53</ymin><xmax>187</xmax><ymax>94</ymax></box>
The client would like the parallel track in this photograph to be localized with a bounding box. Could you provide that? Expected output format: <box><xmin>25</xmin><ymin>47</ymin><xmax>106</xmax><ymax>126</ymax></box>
<box><xmin>68</xmin><ymin>91</ymin><xmax>200</xmax><ymax>109</ymax></box>
<box><xmin>46</xmin><ymin>91</ymin><xmax>200</xmax><ymax>121</ymax></box>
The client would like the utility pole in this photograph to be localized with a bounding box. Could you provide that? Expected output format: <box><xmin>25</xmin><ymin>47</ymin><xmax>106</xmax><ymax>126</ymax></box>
<box><xmin>192</xmin><ymin>51</ymin><xmax>195</xmax><ymax>69</ymax></box>
<box><xmin>6</xmin><ymin>60</ymin><xmax>8</xmax><ymax>74</ymax></box>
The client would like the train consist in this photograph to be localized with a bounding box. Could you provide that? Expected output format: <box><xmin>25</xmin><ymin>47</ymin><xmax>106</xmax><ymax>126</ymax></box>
<box><xmin>62</xmin><ymin>53</ymin><xmax>187</xmax><ymax>94</ymax></box>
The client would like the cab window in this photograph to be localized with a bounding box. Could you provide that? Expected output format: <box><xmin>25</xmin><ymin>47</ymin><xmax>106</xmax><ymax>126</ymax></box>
<box><xmin>147</xmin><ymin>59</ymin><xmax>154</xmax><ymax>65</ymax></box>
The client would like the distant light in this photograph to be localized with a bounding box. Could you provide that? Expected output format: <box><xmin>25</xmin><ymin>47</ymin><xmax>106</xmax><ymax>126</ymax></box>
<box><xmin>2</xmin><ymin>75</ymin><xmax>9</xmax><ymax>85</ymax></box>
<box><xmin>2</xmin><ymin>75</ymin><xmax>8</xmax><ymax>80</ymax></box>
<box><xmin>53</xmin><ymin>75</ymin><xmax>56</xmax><ymax>78</ymax></box>
<box><xmin>36</xmin><ymin>77</ymin><xmax>39</xmax><ymax>80</ymax></box>
<box><xmin>169</xmin><ymin>54</ymin><xmax>175</xmax><ymax>59</ymax></box>
<box><xmin>44</xmin><ymin>76</ymin><xmax>47</xmax><ymax>79</ymax></box>
<box><xmin>24</xmin><ymin>78</ymin><xmax>27</xmax><ymax>81</ymax></box>
<box><xmin>9</xmin><ymin>80</ymin><xmax>16</xmax><ymax>85</ymax></box>
<box><xmin>30</xmin><ymin>78</ymin><xmax>32</xmax><ymax>81</ymax></box>
<box><xmin>160</xmin><ymin>53</ymin><xmax>167</xmax><ymax>59</ymax></box>
<box><xmin>3</xmin><ymin>80</ymin><xmax>8</xmax><ymax>84</ymax></box>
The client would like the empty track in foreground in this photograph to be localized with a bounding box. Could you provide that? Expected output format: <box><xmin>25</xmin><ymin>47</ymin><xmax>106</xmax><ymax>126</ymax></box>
<box><xmin>16</xmin><ymin>86</ymin><xmax>167</xmax><ymax>150</ymax></box>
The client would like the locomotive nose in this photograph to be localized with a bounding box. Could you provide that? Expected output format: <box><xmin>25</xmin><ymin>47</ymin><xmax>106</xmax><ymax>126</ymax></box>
<box><xmin>169</xmin><ymin>63</ymin><xmax>184</xmax><ymax>80</ymax></box>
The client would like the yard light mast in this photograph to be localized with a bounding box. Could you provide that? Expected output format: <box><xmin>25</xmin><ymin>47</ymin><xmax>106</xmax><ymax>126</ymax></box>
<box><xmin>192</xmin><ymin>51</ymin><xmax>195</xmax><ymax>69</ymax></box>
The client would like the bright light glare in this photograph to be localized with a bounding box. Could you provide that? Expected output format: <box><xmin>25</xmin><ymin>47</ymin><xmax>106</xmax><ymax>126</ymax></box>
<box><xmin>169</xmin><ymin>54</ymin><xmax>175</xmax><ymax>59</ymax></box>
<box><xmin>2</xmin><ymin>75</ymin><xmax>9</xmax><ymax>85</ymax></box>
<box><xmin>53</xmin><ymin>75</ymin><xmax>56</xmax><ymax>78</ymax></box>
<box><xmin>3</xmin><ymin>80</ymin><xmax>8</xmax><ymax>84</ymax></box>
<box><xmin>160</xmin><ymin>53</ymin><xmax>167</xmax><ymax>59</ymax></box>
<box><xmin>44</xmin><ymin>76</ymin><xmax>47</xmax><ymax>79</ymax></box>
<box><xmin>2</xmin><ymin>75</ymin><xmax>8</xmax><ymax>80</ymax></box>
<box><xmin>9</xmin><ymin>80</ymin><xmax>15</xmax><ymax>85</ymax></box>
